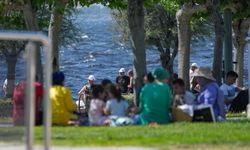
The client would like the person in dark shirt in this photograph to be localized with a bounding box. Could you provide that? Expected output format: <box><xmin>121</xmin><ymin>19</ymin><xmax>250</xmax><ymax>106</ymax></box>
<box><xmin>116</xmin><ymin>68</ymin><xmax>130</xmax><ymax>93</ymax></box>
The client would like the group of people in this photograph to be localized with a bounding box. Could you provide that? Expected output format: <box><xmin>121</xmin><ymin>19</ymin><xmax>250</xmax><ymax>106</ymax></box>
<box><xmin>9</xmin><ymin>64</ymin><xmax>249</xmax><ymax>126</ymax></box>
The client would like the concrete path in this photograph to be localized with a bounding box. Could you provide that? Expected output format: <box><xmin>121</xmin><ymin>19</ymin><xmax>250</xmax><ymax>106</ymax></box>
<box><xmin>1</xmin><ymin>144</ymin><xmax>157</xmax><ymax>150</ymax></box>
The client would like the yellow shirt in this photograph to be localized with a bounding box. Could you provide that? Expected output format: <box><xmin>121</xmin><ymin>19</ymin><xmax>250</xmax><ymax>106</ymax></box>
<box><xmin>50</xmin><ymin>86</ymin><xmax>77</xmax><ymax>125</ymax></box>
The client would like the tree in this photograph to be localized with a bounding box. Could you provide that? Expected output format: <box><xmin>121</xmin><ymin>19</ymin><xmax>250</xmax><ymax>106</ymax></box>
<box><xmin>23</xmin><ymin>0</ymin><xmax>44</xmax><ymax>83</ymax></box>
<box><xmin>210</xmin><ymin>0</ymin><xmax>224</xmax><ymax>84</ymax></box>
<box><xmin>176</xmin><ymin>1</ymin><xmax>210</xmax><ymax>89</ymax></box>
<box><xmin>49</xmin><ymin>0</ymin><xmax>69</xmax><ymax>71</ymax></box>
<box><xmin>127</xmin><ymin>0</ymin><xmax>146</xmax><ymax>105</ymax></box>
<box><xmin>146</xmin><ymin>4</ymin><xmax>178</xmax><ymax>78</ymax></box>
<box><xmin>0</xmin><ymin>42</ymin><xmax>24</xmax><ymax>98</ymax></box>
<box><xmin>0</xmin><ymin>5</ymin><xmax>25</xmax><ymax>97</ymax></box>
<box><xmin>233</xmin><ymin>17</ymin><xmax>250</xmax><ymax>87</ymax></box>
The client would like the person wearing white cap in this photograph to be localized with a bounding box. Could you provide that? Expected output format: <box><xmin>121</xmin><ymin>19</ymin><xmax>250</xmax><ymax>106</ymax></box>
<box><xmin>78</xmin><ymin>75</ymin><xmax>95</xmax><ymax>96</ymax></box>
<box><xmin>116</xmin><ymin>68</ymin><xmax>130</xmax><ymax>93</ymax></box>
<box><xmin>189</xmin><ymin>63</ymin><xmax>199</xmax><ymax>89</ymax></box>
<box><xmin>78</xmin><ymin>75</ymin><xmax>96</xmax><ymax>112</ymax></box>
<box><xmin>190</xmin><ymin>63</ymin><xmax>198</xmax><ymax>78</ymax></box>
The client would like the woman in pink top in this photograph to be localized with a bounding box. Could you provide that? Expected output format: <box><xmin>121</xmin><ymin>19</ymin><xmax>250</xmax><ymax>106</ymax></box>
<box><xmin>88</xmin><ymin>84</ymin><xmax>107</xmax><ymax>126</ymax></box>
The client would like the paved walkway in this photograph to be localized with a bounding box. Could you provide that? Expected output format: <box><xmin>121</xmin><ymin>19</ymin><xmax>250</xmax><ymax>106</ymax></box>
<box><xmin>1</xmin><ymin>144</ymin><xmax>157</xmax><ymax>150</ymax></box>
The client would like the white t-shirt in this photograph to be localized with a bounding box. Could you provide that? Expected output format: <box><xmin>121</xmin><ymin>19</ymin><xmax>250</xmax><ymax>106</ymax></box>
<box><xmin>105</xmin><ymin>99</ymin><xmax>129</xmax><ymax>117</ymax></box>
<box><xmin>220</xmin><ymin>83</ymin><xmax>237</xmax><ymax>101</ymax></box>
<box><xmin>88</xmin><ymin>99</ymin><xmax>106</xmax><ymax>126</ymax></box>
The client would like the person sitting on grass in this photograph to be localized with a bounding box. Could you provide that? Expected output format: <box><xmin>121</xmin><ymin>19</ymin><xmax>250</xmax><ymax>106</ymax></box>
<box><xmin>193</xmin><ymin>67</ymin><xmax>225</xmax><ymax>121</ymax></box>
<box><xmin>78</xmin><ymin>75</ymin><xmax>95</xmax><ymax>97</ymax></box>
<box><xmin>134</xmin><ymin>68</ymin><xmax>172</xmax><ymax>125</ymax></box>
<box><xmin>171</xmin><ymin>78</ymin><xmax>196</xmax><ymax>120</ymax></box>
<box><xmin>88</xmin><ymin>84</ymin><xmax>107</xmax><ymax>126</ymax></box>
<box><xmin>78</xmin><ymin>75</ymin><xmax>95</xmax><ymax>112</ymax></box>
<box><xmin>104</xmin><ymin>85</ymin><xmax>129</xmax><ymax>117</ymax></box>
<box><xmin>116</xmin><ymin>68</ymin><xmax>130</xmax><ymax>93</ymax></box>
<box><xmin>172</xmin><ymin>78</ymin><xmax>196</xmax><ymax>107</ymax></box>
<box><xmin>50</xmin><ymin>71</ymin><xmax>78</xmax><ymax>126</ymax></box>
<box><xmin>220</xmin><ymin>71</ymin><xmax>248</xmax><ymax>113</ymax></box>
<box><xmin>12</xmin><ymin>77</ymin><xmax>43</xmax><ymax>126</ymax></box>
<box><xmin>142</xmin><ymin>72</ymin><xmax>155</xmax><ymax>86</ymax></box>
<box><xmin>101</xmin><ymin>79</ymin><xmax>112</xmax><ymax>102</ymax></box>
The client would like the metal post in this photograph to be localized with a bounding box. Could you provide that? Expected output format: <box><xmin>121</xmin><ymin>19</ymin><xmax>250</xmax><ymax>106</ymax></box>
<box><xmin>246</xmin><ymin>37</ymin><xmax>250</xmax><ymax>119</ymax></box>
<box><xmin>224</xmin><ymin>9</ymin><xmax>233</xmax><ymax>78</ymax></box>
<box><xmin>0</xmin><ymin>31</ymin><xmax>51</xmax><ymax>150</ymax></box>
<box><xmin>25</xmin><ymin>42</ymin><xmax>36</xmax><ymax>150</ymax></box>
<box><xmin>44</xmin><ymin>45</ymin><xmax>52</xmax><ymax>150</ymax></box>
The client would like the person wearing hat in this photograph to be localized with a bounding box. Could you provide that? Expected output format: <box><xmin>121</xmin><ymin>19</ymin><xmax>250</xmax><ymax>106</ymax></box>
<box><xmin>78</xmin><ymin>75</ymin><xmax>96</xmax><ymax>97</ymax></box>
<box><xmin>138</xmin><ymin>68</ymin><xmax>172</xmax><ymax>125</ymax></box>
<box><xmin>50</xmin><ymin>71</ymin><xmax>78</xmax><ymax>125</ymax></box>
<box><xmin>77</xmin><ymin>75</ymin><xmax>96</xmax><ymax>112</ymax></box>
<box><xmin>116</xmin><ymin>68</ymin><xmax>130</xmax><ymax>93</ymax></box>
<box><xmin>190</xmin><ymin>63</ymin><xmax>198</xmax><ymax>83</ymax></box>
<box><xmin>193</xmin><ymin>67</ymin><xmax>225</xmax><ymax>120</ymax></box>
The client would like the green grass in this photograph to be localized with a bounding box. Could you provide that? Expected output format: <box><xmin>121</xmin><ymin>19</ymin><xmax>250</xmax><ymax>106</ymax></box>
<box><xmin>1</xmin><ymin>121</ymin><xmax>250</xmax><ymax>149</ymax></box>
<box><xmin>33</xmin><ymin>121</ymin><xmax>250</xmax><ymax>148</ymax></box>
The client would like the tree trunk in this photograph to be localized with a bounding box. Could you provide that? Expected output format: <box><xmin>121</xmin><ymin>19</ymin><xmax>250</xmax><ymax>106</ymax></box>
<box><xmin>211</xmin><ymin>0</ymin><xmax>224</xmax><ymax>85</ymax></box>
<box><xmin>176</xmin><ymin>9</ymin><xmax>192</xmax><ymax>89</ymax></box>
<box><xmin>49</xmin><ymin>0</ymin><xmax>68</xmax><ymax>72</ymax></box>
<box><xmin>176</xmin><ymin>4</ymin><xmax>208</xmax><ymax>89</ymax></box>
<box><xmin>127</xmin><ymin>0</ymin><xmax>147</xmax><ymax>106</ymax></box>
<box><xmin>5</xmin><ymin>55</ymin><xmax>17</xmax><ymax>98</ymax></box>
<box><xmin>223</xmin><ymin>9</ymin><xmax>233</xmax><ymax>78</ymax></box>
<box><xmin>233</xmin><ymin>18</ymin><xmax>250</xmax><ymax>87</ymax></box>
<box><xmin>23</xmin><ymin>1</ymin><xmax>43</xmax><ymax>83</ymax></box>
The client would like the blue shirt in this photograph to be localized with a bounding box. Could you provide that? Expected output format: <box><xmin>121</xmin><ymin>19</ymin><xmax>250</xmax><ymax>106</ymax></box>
<box><xmin>196</xmin><ymin>82</ymin><xmax>225</xmax><ymax>118</ymax></box>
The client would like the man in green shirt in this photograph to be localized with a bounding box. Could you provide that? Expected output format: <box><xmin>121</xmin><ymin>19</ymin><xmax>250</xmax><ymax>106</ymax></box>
<box><xmin>139</xmin><ymin>68</ymin><xmax>172</xmax><ymax>125</ymax></box>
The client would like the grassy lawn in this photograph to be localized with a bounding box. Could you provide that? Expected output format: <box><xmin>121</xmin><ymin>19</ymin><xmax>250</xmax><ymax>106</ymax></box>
<box><xmin>1</xmin><ymin>96</ymin><xmax>250</xmax><ymax>149</ymax></box>
<box><xmin>31</xmin><ymin>120</ymin><xmax>250</xmax><ymax>149</ymax></box>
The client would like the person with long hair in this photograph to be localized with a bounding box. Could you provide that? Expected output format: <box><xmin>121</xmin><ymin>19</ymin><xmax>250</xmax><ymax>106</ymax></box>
<box><xmin>104</xmin><ymin>85</ymin><xmax>129</xmax><ymax>117</ymax></box>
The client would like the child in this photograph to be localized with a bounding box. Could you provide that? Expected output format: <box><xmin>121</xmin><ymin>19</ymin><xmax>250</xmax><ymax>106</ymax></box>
<box><xmin>88</xmin><ymin>84</ymin><xmax>107</xmax><ymax>126</ymax></box>
<box><xmin>104</xmin><ymin>85</ymin><xmax>129</xmax><ymax>117</ymax></box>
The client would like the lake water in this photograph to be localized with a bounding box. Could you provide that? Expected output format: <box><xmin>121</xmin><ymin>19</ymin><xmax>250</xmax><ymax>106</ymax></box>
<box><xmin>0</xmin><ymin>4</ymin><xmax>248</xmax><ymax>98</ymax></box>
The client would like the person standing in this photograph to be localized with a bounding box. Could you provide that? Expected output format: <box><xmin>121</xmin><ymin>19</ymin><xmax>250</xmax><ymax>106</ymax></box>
<box><xmin>127</xmin><ymin>69</ymin><xmax>134</xmax><ymax>93</ymax></box>
<box><xmin>2</xmin><ymin>79</ymin><xmax>7</xmax><ymax>97</ymax></box>
<box><xmin>116</xmin><ymin>68</ymin><xmax>130</xmax><ymax>93</ymax></box>
<box><xmin>138</xmin><ymin>68</ymin><xmax>172</xmax><ymax>125</ymax></box>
